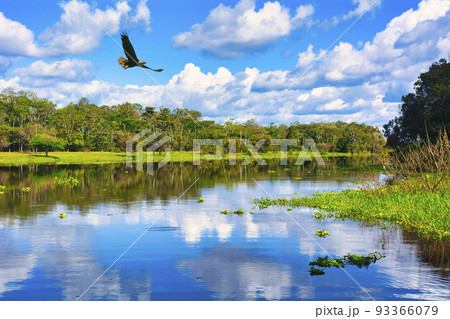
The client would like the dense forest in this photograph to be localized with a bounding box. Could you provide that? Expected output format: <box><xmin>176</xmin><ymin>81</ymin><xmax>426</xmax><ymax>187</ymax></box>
<box><xmin>0</xmin><ymin>87</ymin><xmax>385</xmax><ymax>154</ymax></box>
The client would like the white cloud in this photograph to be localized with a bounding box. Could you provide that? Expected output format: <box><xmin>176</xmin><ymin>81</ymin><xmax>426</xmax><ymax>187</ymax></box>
<box><xmin>39</xmin><ymin>1</ymin><xmax>132</xmax><ymax>55</ymax></box>
<box><xmin>0</xmin><ymin>12</ymin><xmax>43</xmax><ymax>57</ymax></box>
<box><xmin>318</xmin><ymin>99</ymin><xmax>350</xmax><ymax>111</ymax></box>
<box><xmin>321</xmin><ymin>0</ymin><xmax>382</xmax><ymax>28</ymax></box>
<box><xmin>130</xmin><ymin>0</ymin><xmax>151</xmax><ymax>32</ymax></box>
<box><xmin>343</xmin><ymin>0</ymin><xmax>382</xmax><ymax>20</ymax></box>
<box><xmin>0</xmin><ymin>0</ymin><xmax>152</xmax><ymax>62</ymax></box>
<box><xmin>12</xmin><ymin>59</ymin><xmax>94</xmax><ymax>87</ymax></box>
<box><xmin>1</xmin><ymin>0</ymin><xmax>448</xmax><ymax>130</ymax></box>
<box><xmin>172</xmin><ymin>0</ymin><xmax>314</xmax><ymax>58</ymax></box>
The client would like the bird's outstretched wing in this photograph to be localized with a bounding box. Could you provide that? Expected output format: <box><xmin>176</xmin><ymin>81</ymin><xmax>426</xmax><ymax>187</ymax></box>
<box><xmin>141</xmin><ymin>65</ymin><xmax>164</xmax><ymax>72</ymax></box>
<box><xmin>121</xmin><ymin>32</ymin><xmax>139</xmax><ymax>62</ymax></box>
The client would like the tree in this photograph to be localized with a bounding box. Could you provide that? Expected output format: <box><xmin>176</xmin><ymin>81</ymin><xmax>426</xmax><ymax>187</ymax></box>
<box><xmin>384</xmin><ymin>58</ymin><xmax>450</xmax><ymax>147</ymax></box>
<box><xmin>30</xmin><ymin>134</ymin><xmax>65</xmax><ymax>156</ymax></box>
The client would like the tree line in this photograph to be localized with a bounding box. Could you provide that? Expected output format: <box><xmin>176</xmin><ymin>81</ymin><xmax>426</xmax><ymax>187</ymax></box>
<box><xmin>0</xmin><ymin>88</ymin><xmax>385</xmax><ymax>154</ymax></box>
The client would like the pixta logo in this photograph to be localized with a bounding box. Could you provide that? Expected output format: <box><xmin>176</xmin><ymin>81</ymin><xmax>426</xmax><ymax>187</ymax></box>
<box><xmin>126</xmin><ymin>129</ymin><xmax>172</xmax><ymax>175</ymax></box>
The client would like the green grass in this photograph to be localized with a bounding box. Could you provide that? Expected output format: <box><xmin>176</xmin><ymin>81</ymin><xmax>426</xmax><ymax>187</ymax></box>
<box><xmin>253</xmin><ymin>179</ymin><xmax>450</xmax><ymax>241</ymax></box>
<box><xmin>0</xmin><ymin>151</ymin><xmax>374</xmax><ymax>166</ymax></box>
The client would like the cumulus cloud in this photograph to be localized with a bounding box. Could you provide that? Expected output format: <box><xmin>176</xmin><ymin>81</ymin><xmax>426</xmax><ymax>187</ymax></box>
<box><xmin>130</xmin><ymin>0</ymin><xmax>152</xmax><ymax>32</ymax></box>
<box><xmin>0</xmin><ymin>0</ymin><xmax>151</xmax><ymax>60</ymax></box>
<box><xmin>38</xmin><ymin>1</ymin><xmax>132</xmax><ymax>55</ymax></box>
<box><xmin>1</xmin><ymin>0</ymin><xmax>448</xmax><ymax>130</ymax></box>
<box><xmin>172</xmin><ymin>0</ymin><xmax>314</xmax><ymax>58</ymax></box>
<box><xmin>12</xmin><ymin>59</ymin><xmax>94</xmax><ymax>87</ymax></box>
<box><xmin>321</xmin><ymin>0</ymin><xmax>382</xmax><ymax>28</ymax></box>
<box><xmin>0</xmin><ymin>12</ymin><xmax>43</xmax><ymax>57</ymax></box>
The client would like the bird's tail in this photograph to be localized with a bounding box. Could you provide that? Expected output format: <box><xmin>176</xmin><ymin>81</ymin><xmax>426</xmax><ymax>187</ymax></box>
<box><xmin>118</xmin><ymin>57</ymin><xmax>128</xmax><ymax>69</ymax></box>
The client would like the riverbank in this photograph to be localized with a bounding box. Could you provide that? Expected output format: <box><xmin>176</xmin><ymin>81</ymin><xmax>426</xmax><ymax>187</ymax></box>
<box><xmin>0</xmin><ymin>151</ymin><xmax>374</xmax><ymax>166</ymax></box>
<box><xmin>253</xmin><ymin>179</ymin><xmax>450</xmax><ymax>241</ymax></box>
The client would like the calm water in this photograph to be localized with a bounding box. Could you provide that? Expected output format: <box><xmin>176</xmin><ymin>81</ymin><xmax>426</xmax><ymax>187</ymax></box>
<box><xmin>0</xmin><ymin>158</ymin><xmax>448</xmax><ymax>301</ymax></box>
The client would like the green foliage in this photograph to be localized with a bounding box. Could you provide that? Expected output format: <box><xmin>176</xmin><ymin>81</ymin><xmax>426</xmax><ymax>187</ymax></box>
<box><xmin>197</xmin><ymin>198</ymin><xmax>205</xmax><ymax>203</ymax></box>
<box><xmin>0</xmin><ymin>88</ymin><xmax>385</xmax><ymax>154</ymax></box>
<box><xmin>309</xmin><ymin>253</ymin><xmax>385</xmax><ymax>275</ymax></box>
<box><xmin>315</xmin><ymin>229</ymin><xmax>330</xmax><ymax>238</ymax></box>
<box><xmin>22</xmin><ymin>187</ymin><xmax>30</xmax><ymax>192</ymax></box>
<box><xmin>343</xmin><ymin>252</ymin><xmax>385</xmax><ymax>268</ymax></box>
<box><xmin>30</xmin><ymin>134</ymin><xmax>65</xmax><ymax>156</ymax></box>
<box><xmin>309</xmin><ymin>267</ymin><xmax>325</xmax><ymax>276</ymax></box>
<box><xmin>220</xmin><ymin>208</ymin><xmax>245</xmax><ymax>216</ymax></box>
<box><xmin>0</xmin><ymin>185</ymin><xmax>5</xmax><ymax>190</ymax></box>
<box><xmin>253</xmin><ymin>177</ymin><xmax>450</xmax><ymax>240</ymax></box>
<box><xmin>58</xmin><ymin>213</ymin><xmax>66</xmax><ymax>219</ymax></box>
<box><xmin>309</xmin><ymin>256</ymin><xmax>344</xmax><ymax>268</ymax></box>
<box><xmin>384</xmin><ymin>58</ymin><xmax>450</xmax><ymax>147</ymax></box>
<box><xmin>56</xmin><ymin>176</ymin><xmax>79</xmax><ymax>187</ymax></box>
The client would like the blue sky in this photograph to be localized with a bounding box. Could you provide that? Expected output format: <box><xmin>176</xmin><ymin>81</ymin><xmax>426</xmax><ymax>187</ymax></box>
<box><xmin>0</xmin><ymin>0</ymin><xmax>448</xmax><ymax>127</ymax></box>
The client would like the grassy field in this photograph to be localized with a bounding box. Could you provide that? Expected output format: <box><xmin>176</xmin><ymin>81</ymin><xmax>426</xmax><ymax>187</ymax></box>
<box><xmin>0</xmin><ymin>151</ymin><xmax>371</xmax><ymax>166</ymax></box>
<box><xmin>253</xmin><ymin>178</ymin><xmax>450</xmax><ymax>241</ymax></box>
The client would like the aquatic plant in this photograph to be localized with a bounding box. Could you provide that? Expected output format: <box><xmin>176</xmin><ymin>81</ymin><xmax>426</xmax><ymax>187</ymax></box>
<box><xmin>220</xmin><ymin>208</ymin><xmax>245</xmax><ymax>216</ymax></box>
<box><xmin>287</xmin><ymin>207</ymin><xmax>292</xmax><ymax>211</ymax></box>
<box><xmin>197</xmin><ymin>198</ymin><xmax>205</xmax><ymax>203</ymax></box>
<box><xmin>253</xmin><ymin>176</ymin><xmax>450</xmax><ymax>240</ymax></box>
<box><xmin>267</xmin><ymin>170</ymin><xmax>276</xmax><ymax>173</ymax></box>
<box><xmin>315</xmin><ymin>229</ymin><xmax>330</xmax><ymax>238</ymax></box>
<box><xmin>22</xmin><ymin>187</ymin><xmax>30</xmax><ymax>192</ymax></box>
<box><xmin>309</xmin><ymin>256</ymin><xmax>344</xmax><ymax>268</ymax></box>
<box><xmin>0</xmin><ymin>185</ymin><xmax>6</xmax><ymax>190</ymax></box>
<box><xmin>58</xmin><ymin>213</ymin><xmax>66</xmax><ymax>219</ymax></box>
<box><xmin>294</xmin><ymin>192</ymin><xmax>299</xmax><ymax>194</ymax></box>
<box><xmin>308</xmin><ymin>252</ymin><xmax>385</xmax><ymax>276</ymax></box>
<box><xmin>293</xmin><ymin>177</ymin><xmax>302</xmax><ymax>180</ymax></box>
<box><xmin>56</xmin><ymin>176</ymin><xmax>79</xmax><ymax>187</ymax></box>
<box><xmin>343</xmin><ymin>252</ymin><xmax>385</xmax><ymax>268</ymax></box>
<box><xmin>309</xmin><ymin>267</ymin><xmax>325</xmax><ymax>276</ymax></box>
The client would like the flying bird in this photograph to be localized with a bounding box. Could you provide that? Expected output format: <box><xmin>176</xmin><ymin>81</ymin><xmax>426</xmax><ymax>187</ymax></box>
<box><xmin>118</xmin><ymin>32</ymin><xmax>163</xmax><ymax>72</ymax></box>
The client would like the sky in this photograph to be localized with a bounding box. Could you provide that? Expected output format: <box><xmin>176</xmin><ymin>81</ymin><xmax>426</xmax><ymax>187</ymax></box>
<box><xmin>0</xmin><ymin>0</ymin><xmax>448</xmax><ymax>128</ymax></box>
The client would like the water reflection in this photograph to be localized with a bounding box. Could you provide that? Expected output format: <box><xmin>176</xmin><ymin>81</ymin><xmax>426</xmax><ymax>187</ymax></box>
<box><xmin>0</xmin><ymin>158</ymin><xmax>448</xmax><ymax>300</ymax></box>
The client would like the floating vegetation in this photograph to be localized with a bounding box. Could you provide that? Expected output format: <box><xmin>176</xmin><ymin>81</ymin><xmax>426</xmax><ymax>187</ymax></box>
<box><xmin>309</xmin><ymin>267</ymin><xmax>325</xmax><ymax>276</ymax></box>
<box><xmin>284</xmin><ymin>168</ymin><xmax>290</xmax><ymax>171</ymax></box>
<box><xmin>0</xmin><ymin>185</ymin><xmax>6</xmax><ymax>190</ymax></box>
<box><xmin>312</xmin><ymin>210</ymin><xmax>330</xmax><ymax>221</ymax></box>
<box><xmin>22</xmin><ymin>187</ymin><xmax>30</xmax><ymax>192</ymax></box>
<box><xmin>107</xmin><ymin>212</ymin><xmax>126</xmax><ymax>216</ymax></box>
<box><xmin>287</xmin><ymin>207</ymin><xmax>293</xmax><ymax>211</ymax></box>
<box><xmin>267</xmin><ymin>170</ymin><xmax>276</xmax><ymax>173</ymax></box>
<box><xmin>308</xmin><ymin>252</ymin><xmax>385</xmax><ymax>275</ymax></box>
<box><xmin>343</xmin><ymin>252</ymin><xmax>385</xmax><ymax>268</ymax></box>
<box><xmin>220</xmin><ymin>208</ymin><xmax>245</xmax><ymax>216</ymax></box>
<box><xmin>197</xmin><ymin>198</ymin><xmax>205</xmax><ymax>203</ymax></box>
<box><xmin>228</xmin><ymin>187</ymin><xmax>233</xmax><ymax>190</ymax></box>
<box><xmin>309</xmin><ymin>256</ymin><xmax>344</xmax><ymax>268</ymax></box>
<box><xmin>56</xmin><ymin>176</ymin><xmax>79</xmax><ymax>187</ymax></box>
<box><xmin>58</xmin><ymin>213</ymin><xmax>66</xmax><ymax>219</ymax></box>
<box><xmin>249</xmin><ymin>211</ymin><xmax>254</xmax><ymax>214</ymax></box>
<box><xmin>254</xmin><ymin>177</ymin><xmax>450</xmax><ymax>241</ymax></box>
<box><xmin>315</xmin><ymin>229</ymin><xmax>330</xmax><ymax>238</ymax></box>
<box><xmin>293</xmin><ymin>177</ymin><xmax>302</xmax><ymax>180</ymax></box>
<box><xmin>294</xmin><ymin>192</ymin><xmax>300</xmax><ymax>194</ymax></box>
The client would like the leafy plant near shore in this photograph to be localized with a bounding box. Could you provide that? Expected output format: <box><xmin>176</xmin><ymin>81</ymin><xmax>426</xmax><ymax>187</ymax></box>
<box><xmin>253</xmin><ymin>177</ymin><xmax>450</xmax><ymax>240</ymax></box>
<box><xmin>22</xmin><ymin>187</ymin><xmax>30</xmax><ymax>192</ymax></box>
